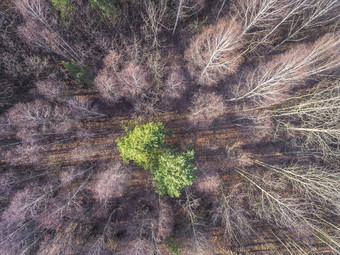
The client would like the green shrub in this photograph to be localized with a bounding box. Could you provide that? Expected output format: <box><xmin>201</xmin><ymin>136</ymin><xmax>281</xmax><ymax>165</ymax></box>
<box><xmin>62</xmin><ymin>60</ymin><xmax>94</xmax><ymax>87</ymax></box>
<box><xmin>89</xmin><ymin>0</ymin><xmax>120</xmax><ymax>17</ymax></box>
<box><xmin>50</xmin><ymin>0</ymin><xmax>74</xmax><ymax>19</ymax></box>
<box><xmin>116</xmin><ymin>121</ymin><xmax>197</xmax><ymax>197</ymax></box>
<box><xmin>167</xmin><ymin>238</ymin><xmax>180</xmax><ymax>255</ymax></box>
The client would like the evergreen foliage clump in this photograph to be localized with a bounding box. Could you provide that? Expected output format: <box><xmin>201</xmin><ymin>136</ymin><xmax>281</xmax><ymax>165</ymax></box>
<box><xmin>51</xmin><ymin>0</ymin><xmax>74</xmax><ymax>19</ymax></box>
<box><xmin>117</xmin><ymin>121</ymin><xmax>197</xmax><ymax>197</ymax></box>
<box><xmin>89</xmin><ymin>0</ymin><xmax>120</xmax><ymax>16</ymax></box>
<box><xmin>62</xmin><ymin>60</ymin><xmax>94</xmax><ymax>87</ymax></box>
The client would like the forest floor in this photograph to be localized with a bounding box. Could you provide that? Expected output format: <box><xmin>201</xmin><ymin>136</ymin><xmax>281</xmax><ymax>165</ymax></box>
<box><xmin>18</xmin><ymin>106</ymin><xmax>334</xmax><ymax>254</ymax></box>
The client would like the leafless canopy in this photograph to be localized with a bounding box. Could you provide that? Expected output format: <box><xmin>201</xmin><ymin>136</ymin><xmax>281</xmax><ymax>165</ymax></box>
<box><xmin>12</xmin><ymin>0</ymin><xmax>52</xmax><ymax>23</ymax></box>
<box><xmin>91</xmin><ymin>162</ymin><xmax>129</xmax><ymax>204</ymax></box>
<box><xmin>256</xmin><ymin>161</ymin><xmax>340</xmax><ymax>214</ymax></box>
<box><xmin>185</xmin><ymin>17</ymin><xmax>243</xmax><ymax>86</ymax></box>
<box><xmin>212</xmin><ymin>184</ymin><xmax>253</xmax><ymax>245</ymax></box>
<box><xmin>189</xmin><ymin>91</ymin><xmax>226</xmax><ymax>127</ymax></box>
<box><xmin>7</xmin><ymin>99</ymin><xmax>71</xmax><ymax>130</ymax></box>
<box><xmin>162</xmin><ymin>68</ymin><xmax>189</xmax><ymax>102</ymax></box>
<box><xmin>233</xmin><ymin>0</ymin><xmax>340</xmax><ymax>54</ymax></box>
<box><xmin>141</xmin><ymin>0</ymin><xmax>169</xmax><ymax>49</ymax></box>
<box><xmin>236</xmin><ymin>167</ymin><xmax>340</xmax><ymax>252</ymax></box>
<box><xmin>229</xmin><ymin>33</ymin><xmax>340</xmax><ymax>106</ymax></box>
<box><xmin>35</xmin><ymin>79</ymin><xmax>67</xmax><ymax>102</ymax></box>
<box><xmin>13</xmin><ymin>0</ymin><xmax>84</xmax><ymax>64</ymax></box>
<box><xmin>274</xmin><ymin>79</ymin><xmax>340</xmax><ymax>160</ymax></box>
<box><xmin>196</xmin><ymin>168</ymin><xmax>221</xmax><ymax>194</ymax></box>
<box><xmin>172</xmin><ymin>0</ymin><xmax>205</xmax><ymax>36</ymax></box>
<box><xmin>94</xmin><ymin>51</ymin><xmax>149</xmax><ymax>104</ymax></box>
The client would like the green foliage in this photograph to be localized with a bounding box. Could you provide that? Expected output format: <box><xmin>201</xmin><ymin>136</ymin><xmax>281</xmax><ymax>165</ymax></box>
<box><xmin>154</xmin><ymin>149</ymin><xmax>196</xmax><ymax>197</ymax></box>
<box><xmin>89</xmin><ymin>0</ymin><xmax>120</xmax><ymax>16</ymax></box>
<box><xmin>117</xmin><ymin>121</ymin><xmax>166</xmax><ymax>171</ymax></box>
<box><xmin>62</xmin><ymin>60</ymin><xmax>94</xmax><ymax>87</ymax></box>
<box><xmin>116</xmin><ymin>121</ymin><xmax>197</xmax><ymax>197</ymax></box>
<box><xmin>50</xmin><ymin>0</ymin><xmax>74</xmax><ymax>19</ymax></box>
<box><xmin>167</xmin><ymin>238</ymin><xmax>180</xmax><ymax>255</ymax></box>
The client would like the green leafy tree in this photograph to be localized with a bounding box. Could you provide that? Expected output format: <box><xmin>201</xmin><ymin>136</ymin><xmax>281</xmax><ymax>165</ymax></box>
<box><xmin>116</xmin><ymin>121</ymin><xmax>196</xmax><ymax>197</ymax></box>
<box><xmin>155</xmin><ymin>148</ymin><xmax>196</xmax><ymax>197</ymax></box>
<box><xmin>117</xmin><ymin>121</ymin><xmax>166</xmax><ymax>170</ymax></box>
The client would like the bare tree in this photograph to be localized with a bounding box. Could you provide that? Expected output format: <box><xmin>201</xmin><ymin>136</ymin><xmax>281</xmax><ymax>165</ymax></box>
<box><xmin>36</xmin><ymin>221</ymin><xmax>83</xmax><ymax>255</ymax></box>
<box><xmin>35</xmin><ymin>79</ymin><xmax>67</xmax><ymax>102</ymax></box>
<box><xmin>226</xmin><ymin>144</ymin><xmax>255</xmax><ymax>167</ymax></box>
<box><xmin>118</xmin><ymin>196</ymin><xmax>172</xmax><ymax>254</ymax></box>
<box><xmin>91</xmin><ymin>162</ymin><xmax>129</xmax><ymax>204</ymax></box>
<box><xmin>256</xmin><ymin>161</ymin><xmax>340</xmax><ymax>214</ymax></box>
<box><xmin>229</xmin><ymin>34</ymin><xmax>340</xmax><ymax>106</ymax></box>
<box><xmin>94</xmin><ymin>53</ymin><xmax>121</xmax><ymax>103</ymax></box>
<box><xmin>1</xmin><ymin>164</ymin><xmax>92</xmax><ymax>244</ymax></box>
<box><xmin>0</xmin><ymin>114</ymin><xmax>15</xmax><ymax>138</ymax></box>
<box><xmin>234</xmin><ymin>108</ymin><xmax>274</xmax><ymax>142</ymax></box>
<box><xmin>124</xmin><ymin>207</ymin><xmax>158</xmax><ymax>255</ymax></box>
<box><xmin>4</xmin><ymin>140</ymin><xmax>42</xmax><ymax>165</ymax></box>
<box><xmin>189</xmin><ymin>91</ymin><xmax>226</xmax><ymax>127</ymax></box>
<box><xmin>102</xmin><ymin>50</ymin><xmax>121</xmax><ymax>71</ymax></box>
<box><xmin>0</xmin><ymin>81</ymin><xmax>14</xmax><ymax>108</ymax></box>
<box><xmin>37</xmin><ymin>166</ymin><xmax>93</xmax><ymax>229</ymax></box>
<box><xmin>0</xmin><ymin>171</ymin><xmax>19</xmax><ymax>197</ymax></box>
<box><xmin>66</xmin><ymin>97</ymin><xmax>107</xmax><ymax>118</ymax></box>
<box><xmin>12</xmin><ymin>0</ymin><xmax>85</xmax><ymax>64</ymax></box>
<box><xmin>58</xmin><ymin>165</ymin><xmax>92</xmax><ymax>187</ymax></box>
<box><xmin>118</xmin><ymin>62</ymin><xmax>149</xmax><ymax>101</ymax></box>
<box><xmin>231</xmin><ymin>0</ymin><xmax>340</xmax><ymax>55</ymax></box>
<box><xmin>212</xmin><ymin>183</ymin><xmax>253</xmax><ymax>245</ymax></box>
<box><xmin>196</xmin><ymin>168</ymin><xmax>221</xmax><ymax>194</ymax></box>
<box><xmin>146</xmin><ymin>50</ymin><xmax>167</xmax><ymax>86</ymax></box>
<box><xmin>86</xmin><ymin>207</ymin><xmax>118</xmax><ymax>255</ymax></box>
<box><xmin>76</xmin><ymin>127</ymin><xmax>96</xmax><ymax>141</ymax></box>
<box><xmin>154</xmin><ymin>198</ymin><xmax>174</xmax><ymax>243</ymax></box>
<box><xmin>274</xmin><ymin>79</ymin><xmax>340</xmax><ymax>160</ymax></box>
<box><xmin>162</xmin><ymin>68</ymin><xmax>189</xmax><ymax>102</ymax></box>
<box><xmin>95</xmin><ymin>50</ymin><xmax>149</xmax><ymax>104</ymax></box>
<box><xmin>216</xmin><ymin>0</ymin><xmax>227</xmax><ymax>20</ymax></box>
<box><xmin>0</xmin><ymin>219</ymin><xmax>43</xmax><ymax>255</ymax></box>
<box><xmin>142</xmin><ymin>0</ymin><xmax>169</xmax><ymax>48</ymax></box>
<box><xmin>1</xmin><ymin>184</ymin><xmax>54</xmax><ymax>225</ymax></box>
<box><xmin>185</xmin><ymin>17</ymin><xmax>243</xmax><ymax>86</ymax></box>
<box><xmin>229</xmin><ymin>0</ymin><xmax>301</xmax><ymax>56</ymax></box>
<box><xmin>181</xmin><ymin>190</ymin><xmax>212</xmax><ymax>254</ymax></box>
<box><xmin>172</xmin><ymin>0</ymin><xmax>205</xmax><ymax>36</ymax></box>
<box><xmin>232</xmin><ymin>0</ymin><xmax>300</xmax><ymax>53</ymax></box>
<box><xmin>232</xmin><ymin>0</ymin><xmax>284</xmax><ymax>37</ymax></box>
<box><xmin>70</xmin><ymin>145</ymin><xmax>101</xmax><ymax>162</ymax></box>
<box><xmin>7</xmin><ymin>99</ymin><xmax>72</xmax><ymax>130</ymax></box>
<box><xmin>237</xmin><ymin>168</ymin><xmax>309</xmax><ymax>230</ymax></box>
<box><xmin>12</xmin><ymin>0</ymin><xmax>52</xmax><ymax>23</ymax></box>
<box><xmin>4</xmin><ymin>98</ymin><xmax>79</xmax><ymax>166</ymax></box>
<box><xmin>125</xmin><ymin>238</ymin><xmax>154</xmax><ymax>255</ymax></box>
<box><xmin>236</xmin><ymin>167</ymin><xmax>340</xmax><ymax>252</ymax></box>
<box><xmin>133</xmin><ymin>94</ymin><xmax>160</xmax><ymax>116</ymax></box>
<box><xmin>18</xmin><ymin>20</ymin><xmax>84</xmax><ymax>64</ymax></box>
<box><xmin>269</xmin><ymin>0</ymin><xmax>340</xmax><ymax>52</ymax></box>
